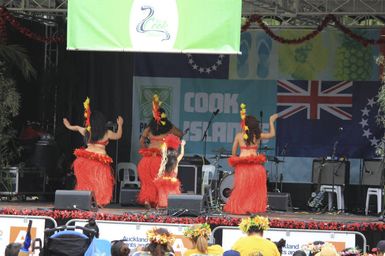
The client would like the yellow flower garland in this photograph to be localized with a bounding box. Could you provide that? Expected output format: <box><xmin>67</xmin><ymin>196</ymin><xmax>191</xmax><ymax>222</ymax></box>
<box><xmin>183</xmin><ymin>223</ymin><xmax>211</xmax><ymax>240</ymax></box>
<box><xmin>239</xmin><ymin>215</ymin><xmax>270</xmax><ymax>233</ymax></box>
<box><xmin>147</xmin><ymin>228</ymin><xmax>175</xmax><ymax>245</ymax></box>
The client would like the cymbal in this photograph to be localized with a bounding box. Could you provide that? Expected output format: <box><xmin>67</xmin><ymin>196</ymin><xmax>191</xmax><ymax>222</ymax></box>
<box><xmin>267</xmin><ymin>156</ymin><xmax>284</xmax><ymax>163</ymax></box>
<box><xmin>212</xmin><ymin>147</ymin><xmax>231</xmax><ymax>154</ymax></box>
<box><xmin>260</xmin><ymin>146</ymin><xmax>274</xmax><ymax>151</ymax></box>
<box><xmin>209</xmin><ymin>154</ymin><xmax>231</xmax><ymax>159</ymax></box>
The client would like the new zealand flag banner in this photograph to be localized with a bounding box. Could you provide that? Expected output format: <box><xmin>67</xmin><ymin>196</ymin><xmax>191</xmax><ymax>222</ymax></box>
<box><xmin>276</xmin><ymin>80</ymin><xmax>383</xmax><ymax>158</ymax></box>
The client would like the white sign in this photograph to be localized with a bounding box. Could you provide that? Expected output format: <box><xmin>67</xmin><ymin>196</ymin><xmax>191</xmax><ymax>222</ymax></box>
<box><xmin>73</xmin><ymin>220</ymin><xmax>193</xmax><ymax>256</ymax></box>
<box><xmin>221</xmin><ymin>228</ymin><xmax>356</xmax><ymax>256</ymax></box>
<box><xmin>0</xmin><ymin>215</ymin><xmax>48</xmax><ymax>256</ymax></box>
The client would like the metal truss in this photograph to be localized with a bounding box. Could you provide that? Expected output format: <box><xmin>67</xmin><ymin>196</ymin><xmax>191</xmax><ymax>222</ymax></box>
<box><xmin>1</xmin><ymin>0</ymin><xmax>67</xmax><ymax>15</ymax></box>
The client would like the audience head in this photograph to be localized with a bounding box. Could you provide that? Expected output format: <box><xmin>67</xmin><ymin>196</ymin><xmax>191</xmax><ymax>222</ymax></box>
<box><xmin>145</xmin><ymin>228</ymin><xmax>175</xmax><ymax>256</ymax></box>
<box><xmin>223</xmin><ymin>250</ymin><xmax>240</xmax><ymax>256</ymax></box>
<box><xmin>314</xmin><ymin>243</ymin><xmax>338</xmax><ymax>256</ymax></box>
<box><xmin>239</xmin><ymin>215</ymin><xmax>269</xmax><ymax>236</ymax></box>
<box><xmin>183</xmin><ymin>223</ymin><xmax>211</xmax><ymax>254</ymax></box>
<box><xmin>111</xmin><ymin>240</ymin><xmax>130</xmax><ymax>256</ymax></box>
<box><xmin>373</xmin><ymin>240</ymin><xmax>385</xmax><ymax>255</ymax></box>
<box><xmin>149</xmin><ymin>95</ymin><xmax>173</xmax><ymax>136</ymax></box>
<box><xmin>293</xmin><ymin>250</ymin><xmax>307</xmax><ymax>256</ymax></box>
<box><xmin>5</xmin><ymin>243</ymin><xmax>21</xmax><ymax>256</ymax></box>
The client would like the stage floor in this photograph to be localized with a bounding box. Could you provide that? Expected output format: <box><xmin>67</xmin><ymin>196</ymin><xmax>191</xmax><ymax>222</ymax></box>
<box><xmin>0</xmin><ymin>200</ymin><xmax>381</xmax><ymax>225</ymax></box>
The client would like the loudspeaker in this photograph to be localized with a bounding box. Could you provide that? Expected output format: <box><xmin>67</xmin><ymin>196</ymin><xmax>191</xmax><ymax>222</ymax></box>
<box><xmin>312</xmin><ymin>160</ymin><xmax>350</xmax><ymax>186</ymax></box>
<box><xmin>54</xmin><ymin>190</ymin><xmax>97</xmax><ymax>211</ymax></box>
<box><xmin>120</xmin><ymin>189</ymin><xmax>139</xmax><ymax>206</ymax></box>
<box><xmin>268</xmin><ymin>192</ymin><xmax>292</xmax><ymax>211</ymax></box>
<box><xmin>178</xmin><ymin>165</ymin><xmax>202</xmax><ymax>194</ymax></box>
<box><xmin>168</xmin><ymin>194</ymin><xmax>204</xmax><ymax>216</ymax></box>
<box><xmin>362</xmin><ymin>159</ymin><xmax>385</xmax><ymax>186</ymax></box>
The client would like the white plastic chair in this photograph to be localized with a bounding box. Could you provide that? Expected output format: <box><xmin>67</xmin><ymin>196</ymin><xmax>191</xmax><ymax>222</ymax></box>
<box><xmin>365</xmin><ymin>187</ymin><xmax>383</xmax><ymax>215</ymax></box>
<box><xmin>320</xmin><ymin>185</ymin><xmax>345</xmax><ymax>211</ymax></box>
<box><xmin>202</xmin><ymin>165</ymin><xmax>216</xmax><ymax>206</ymax></box>
<box><xmin>117</xmin><ymin>162</ymin><xmax>140</xmax><ymax>189</ymax></box>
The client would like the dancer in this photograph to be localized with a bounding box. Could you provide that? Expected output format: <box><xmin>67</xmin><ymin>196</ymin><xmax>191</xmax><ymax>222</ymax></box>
<box><xmin>232</xmin><ymin>215</ymin><xmax>280</xmax><ymax>256</ymax></box>
<box><xmin>224</xmin><ymin>103</ymin><xmax>278</xmax><ymax>214</ymax></box>
<box><xmin>183</xmin><ymin>223</ymin><xmax>223</xmax><ymax>256</ymax></box>
<box><xmin>137</xmin><ymin>95</ymin><xmax>182</xmax><ymax>208</ymax></box>
<box><xmin>154</xmin><ymin>134</ymin><xmax>185</xmax><ymax>208</ymax></box>
<box><xmin>63</xmin><ymin>97</ymin><xmax>123</xmax><ymax>207</ymax></box>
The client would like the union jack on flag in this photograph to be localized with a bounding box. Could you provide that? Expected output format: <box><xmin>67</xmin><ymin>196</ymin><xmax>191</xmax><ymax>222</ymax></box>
<box><xmin>277</xmin><ymin>80</ymin><xmax>353</xmax><ymax>120</ymax></box>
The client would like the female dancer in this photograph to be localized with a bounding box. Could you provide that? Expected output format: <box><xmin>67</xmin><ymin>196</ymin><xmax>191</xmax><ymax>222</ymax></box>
<box><xmin>224</xmin><ymin>103</ymin><xmax>278</xmax><ymax>214</ymax></box>
<box><xmin>183</xmin><ymin>223</ymin><xmax>223</xmax><ymax>256</ymax></box>
<box><xmin>137</xmin><ymin>95</ymin><xmax>182</xmax><ymax>208</ymax></box>
<box><xmin>63</xmin><ymin>97</ymin><xmax>123</xmax><ymax>206</ymax></box>
<box><xmin>154</xmin><ymin>134</ymin><xmax>185</xmax><ymax>208</ymax></box>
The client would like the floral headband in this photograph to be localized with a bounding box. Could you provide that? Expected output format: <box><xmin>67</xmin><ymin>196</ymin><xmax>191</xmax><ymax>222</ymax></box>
<box><xmin>239</xmin><ymin>215</ymin><xmax>269</xmax><ymax>233</ymax></box>
<box><xmin>152</xmin><ymin>94</ymin><xmax>166</xmax><ymax>126</ymax></box>
<box><xmin>240</xmin><ymin>103</ymin><xmax>249</xmax><ymax>140</ymax></box>
<box><xmin>83</xmin><ymin>97</ymin><xmax>91</xmax><ymax>132</ymax></box>
<box><xmin>183</xmin><ymin>223</ymin><xmax>211</xmax><ymax>240</ymax></box>
<box><xmin>147</xmin><ymin>228</ymin><xmax>175</xmax><ymax>245</ymax></box>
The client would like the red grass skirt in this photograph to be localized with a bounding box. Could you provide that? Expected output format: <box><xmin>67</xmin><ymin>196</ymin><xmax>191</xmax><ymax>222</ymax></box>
<box><xmin>73</xmin><ymin>149</ymin><xmax>114</xmax><ymax>207</ymax></box>
<box><xmin>154</xmin><ymin>176</ymin><xmax>181</xmax><ymax>208</ymax></box>
<box><xmin>137</xmin><ymin>148</ymin><xmax>162</xmax><ymax>205</ymax></box>
<box><xmin>224</xmin><ymin>155</ymin><xmax>267</xmax><ymax>214</ymax></box>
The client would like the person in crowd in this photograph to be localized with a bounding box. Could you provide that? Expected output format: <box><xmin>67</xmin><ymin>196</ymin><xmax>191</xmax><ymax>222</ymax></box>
<box><xmin>231</xmin><ymin>215</ymin><xmax>280</xmax><ymax>256</ymax></box>
<box><xmin>154</xmin><ymin>134</ymin><xmax>185</xmax><ymax>208</ymax></box>
<box><xmin>138</xmin><ymin>95</ymin><xmax>182</xmax><ymax>208</ymax></box>
<box><xmin>138</xmin><ymin>228</ymin><xmax>175</xmax><ymax>256</ymax></box>
<box><xmin>314</xmin><ymin>243</ymin><xmax>338</xmax><ymax>256</ymax></box>
<box><xmin>372</xmin><ymin>240</ymin><xmax>385</xmax><ymax>256</ymax></box>
<box><xmin>223</xmin><ymin>250</ymin><xmax>240</xmax><ymax>256</ymax></box>
<box><xmin>111</xmin><ymin>240</ymin><xmax>130</xmax><ymax>256</ymax></box>
<box><xmin>63</xmin><ymin>97</ymin><xmax>123</xmax><ymax>206</ymax></box>
<box><xmin>293</xmin><ymin>250</ymin><xmax>307</xmax><ymax>256</ymax></box>
<box><xmin>224</xmin><ymin>103</ymin><xmax>278</xmax><ymax>214</ymax></box>
<box><xmin>183</xmin><ymin>223</ymin><xmax>223</xmax><ymax>256</ymax></box>
<box><xmin>5</xmin><ymin>243</ymin><xmax>21</xmax><ymax>256</ymax></box>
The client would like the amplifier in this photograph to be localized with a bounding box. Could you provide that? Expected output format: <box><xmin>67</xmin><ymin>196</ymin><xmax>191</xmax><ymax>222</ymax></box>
<box><xmin>0</xmin><ymin>167</ymin><xmax>45</xmax><ymax>195</ymax></box>
<box><xmin>178</xmin><ymin>164</ymin><xmax>202</xmax><ymax>194</ymax></box>
<box><xmin>312</xmin><ymin>160</ymin><xmax>350</xmax><ymax>186</ymax></box>
<box><xmin>362</xmin><ymin>159</ymin><xmax>384</xmax><ymax>186</ymax></box>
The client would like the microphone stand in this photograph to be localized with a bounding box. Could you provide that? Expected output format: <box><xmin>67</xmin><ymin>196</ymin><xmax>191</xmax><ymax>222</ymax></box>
<box><xmin>259</xmin><ymin>111</ymin><xmax>263</xmax><ymax>150</ymax></box>
<box><xmin>110</xmin><ymin>123</ymin><xmax>119</xmax><ymax>204</ymax></box>
<box><xmin>201</xmin><ymin>111</ymin><xmax>218</xmax><ymax>159</ymax></box>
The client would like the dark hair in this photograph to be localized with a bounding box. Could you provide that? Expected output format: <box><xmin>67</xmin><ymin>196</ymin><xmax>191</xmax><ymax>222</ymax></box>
<box><xmin>111</xmin><ymin>241</ymin><xmax>130</xmax><ymax>256</ymax></box>
<box><xmin>247</xmin><ymin>225</ymin><xmax>263</xmax><ymax>235</ymax></box>
<box><xmin>165</xmin><ymin>149</ymin><xmax>178</xmax><ymax>173</ymax></box>
<box><xmin>293</xmin><ymin>250</ymin><xmax>307</xmax><ymax>256</ymax></box>
<box><xmin>5</xmin><ymin>243</ymin><xmax>21</xmax><ymax>256</ymax></box>
<box><xmin>244</xmin><ymin>115</ymin><xmax>261</xmax><ymax>145</ymax></box>
<box><xmin>86</xmin><ymin>110</ymin><xmax>108</xmax><ymax>143</ymax></box>
<box><xmin>148</xmin><ymin>108</ymin><xmax>173</xmax><ymax>136</ymax></box>
<box><xmin>144</xmin><ymin>228</ymin><xmax>174</xmax><ymax>256</ymax></box>
<box><xmin>274</xmin><ymin>239</ymin><xmax>286</xmax><ymax>255</ymax></box>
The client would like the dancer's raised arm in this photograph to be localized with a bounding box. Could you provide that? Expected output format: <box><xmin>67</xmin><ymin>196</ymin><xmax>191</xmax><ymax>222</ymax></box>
<box><xmin>260</xmin><ymin>113</ymin><xmax>278</xmax><ymax>139</ymax></box>
<box><xmin>63</xmin><ymin>118</ymin><xmax>86</xmax><ymax>136</ymax></box>
<box><xmin>107</xmin><ymin>116</ymin><xmax>124</xmax><ymax>140</ymax></box>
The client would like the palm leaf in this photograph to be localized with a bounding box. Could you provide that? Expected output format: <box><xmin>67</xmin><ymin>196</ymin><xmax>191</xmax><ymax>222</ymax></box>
<box><xmin>0</xmin><ymin>44</ymin><xmax>36</xmax><ymax>79</ymax></box>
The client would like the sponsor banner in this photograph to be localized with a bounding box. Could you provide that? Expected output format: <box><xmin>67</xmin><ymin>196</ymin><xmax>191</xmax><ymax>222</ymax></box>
<box><xmin>67</xmin><ymin>0</ymin><xmax>241</xmax><ymax>54</ymax></box>
<box><xmin>131</xmin><ymin>76</ymin><xmax>277</xmax><ymax>164</ymax></box>
<box><xmin>221</xmin><ymin>228</ymin><xmax>356</xmax><ymax>255</ymax></box>
<box><xmin>72</xmin><ymin>220</ymin><xmax>192</xmax><ymax>256</ymax></box>
<box><xmin>0</xmin><ymin>215</ymin><xmax>48</xmax><ymax>256</ymax></box>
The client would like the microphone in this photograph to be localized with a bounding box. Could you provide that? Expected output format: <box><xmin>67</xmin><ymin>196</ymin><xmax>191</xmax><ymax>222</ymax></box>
<box><xmin>339</xmin><ymin>127</ymin><xmax>344</xmax><ymax>132</ymax></box>
<box><xmin>181</xmin><ymin>128</ymin><xmax>190</xmax><ymax>138</ymax></box>
<box><xmin>213</xmin><ymin>109</ymin><xmax>220</xmax><ymax>116</ymax></box>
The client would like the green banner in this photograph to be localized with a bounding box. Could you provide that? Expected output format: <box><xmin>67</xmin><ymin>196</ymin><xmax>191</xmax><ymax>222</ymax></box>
<box><xmin>67</xmin><ymin>0</ymin><xmax>241</xmax><ymax>54</ymax></box>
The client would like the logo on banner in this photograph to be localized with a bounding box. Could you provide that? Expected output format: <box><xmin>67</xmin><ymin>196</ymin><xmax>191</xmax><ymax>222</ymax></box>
<box><xmin>130</xmin><ymin>0</ymin><xmax>178</xmax><ymax>49</ymax></box>
<box><xmin>140</xmin><ymin>87</ymin><xmax>173</xmax><ymax>120</ymax></box>
<box><xmin>9</xmin><ymin>226</ymin><xmax>37</xmax><ymax>243</ymax></box>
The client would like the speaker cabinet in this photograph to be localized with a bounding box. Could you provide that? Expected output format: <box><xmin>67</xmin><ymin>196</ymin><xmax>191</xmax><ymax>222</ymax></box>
<box><xmin>362</xmin><ymin>159</ymin><xmax>385</xmax><ymax>186</ymax></box>
<box><xmin>178</xmin><ymin>165</ymin><xmax>201</xmax><ymax>194</ymax></box>
<box><xmin>268</xmin><ymin>192</ymin><xmax>292</xmax><ymax>211</ymax></box>
<box><xmin>54</xmin><ymin>190</ymin><xmax>97</xmax><ymax>211</ymax></box>
<box><xmin>312</xmin><ymin>160</ymin><xmax>350</xmax><ymax>186</ymax></box>
<box><xmin>120</xmin><ymin>189</ymin><xmax>139</xmax><ymax>206</ymax></box>
<box><xmin>168</xmin><ymin>194</ymin><xmax>204</xmax><ymax>216</ymax></box>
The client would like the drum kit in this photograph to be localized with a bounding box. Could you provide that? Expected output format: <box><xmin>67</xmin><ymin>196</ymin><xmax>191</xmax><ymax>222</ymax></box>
<box><xmin>204</xmin><ymin>147</ymin><xmax>285</xmax><ymax>209</ymax></box>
